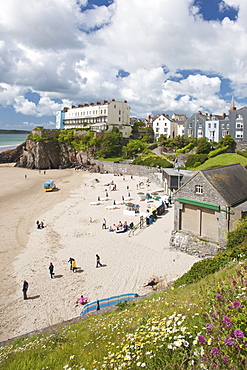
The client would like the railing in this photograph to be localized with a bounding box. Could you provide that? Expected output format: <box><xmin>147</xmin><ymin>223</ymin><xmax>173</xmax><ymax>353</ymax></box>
<box><xmin>80</xmin><ymin>293</ymin><xmax>139</xmax><ymax>316</ymax></box>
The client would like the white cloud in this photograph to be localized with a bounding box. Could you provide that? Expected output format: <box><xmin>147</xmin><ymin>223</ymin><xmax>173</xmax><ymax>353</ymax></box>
<box><xmin>0</xmin><ymin>0</ymin><xmax>247</xmax><ymax>124</ymax></box>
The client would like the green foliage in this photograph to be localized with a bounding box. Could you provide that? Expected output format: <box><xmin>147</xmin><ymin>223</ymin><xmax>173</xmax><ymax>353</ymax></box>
<box><xmin>57</xmin><ymin>130</ymin><xmax>95</xmax><ymax>151</ymax></box>
<box><xmin>208</xmin><ymin>145</ymin><xmax>229</xmax><ymax>158</ymax></box>
<box><xmin>237</xmin><ymin>150</ymin><xmax>247</xmax><ymax>158</ymax></box>
<box><xmin>185</xmin><ymin>153</ymin><xmax>208</xmax><ymax>168</ymax></box>
<box><xmin>28</xmin><ymin>127</ymin><xmax>48</xmax><ymax>142</ymax></box>
<box><xmin>227</xmin><ymin>218</ymin><xmax>247</xmax><ymax>249</ymax></box>
<box><xmin>194</xmin><ymin>161</ymin><xmax>201</xmax><ymax>168</ymax></box>
<box><xmin>217</xmin><ymin>134</ymin><xmax>236</xmax><ymax>151</ymax></box>
<box><xmin>132</xmin><ymin>150</ymin><xmax>173</xmax><ymax>168</ymax></box>
<box><xmin>190</xmin><ymin>153</ymin><xmax>247</xmax><ymax>170</ymax></box>
<box><xmin>95</xmin><ymin>131</ymin><xmax>122</xmax><ymax>158</ymax></box>
<box><xmin>122</xmin><ymin>139</ymin><xmax>148</xmax><ymax>157</ymax></box>
<box><xmin>176</xmin><ymin>142</ymin><xmax>195</xmax><ymax>154</ymax></box>
<box><xmin>196</xmin><ymin>137</ymin><xmax>211</xmax><ymax>154</ymax></box>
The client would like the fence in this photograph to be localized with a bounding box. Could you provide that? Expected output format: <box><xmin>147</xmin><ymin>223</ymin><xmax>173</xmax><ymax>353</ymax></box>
<box><xmin>80</xmin><ymin>293</ymin><xmax>139</xmax><ymax>316</ymax></box>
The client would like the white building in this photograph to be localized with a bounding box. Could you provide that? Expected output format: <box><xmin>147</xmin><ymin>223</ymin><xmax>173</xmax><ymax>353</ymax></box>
<box><xmin>56</xmin><ymin>99</ymin><xmax>132</xmax><ymax>138</ymax></box>
<box><xmin>153</xmin><ymin>114</ymin><xmax>178</xmax><ymax>140</ymax></box>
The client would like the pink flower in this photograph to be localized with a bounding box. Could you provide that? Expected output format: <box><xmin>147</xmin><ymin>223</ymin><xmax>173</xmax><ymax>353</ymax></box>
<box><xmin>234</xmin><ymin>329</ymin><xmax>244</xmax><ymax>339</ymax></box>
<box><xmin>211</xmin><ymin>347</ymin><xmax>220</xmax><ymax>356</ymax></box>
<box><xmin>198</xmin><ymin>334</ymin><xmax>207</xmax><ymax>345</ymax></box>
<box><xmin>222</xmin><ymin>316</ymin><xmax>232</xmax><ymax>327</ymax></box>
<box><xmin>232</xmin><ymin>280</ymin><xmax>237</xmax><ymax>286</ymax></box>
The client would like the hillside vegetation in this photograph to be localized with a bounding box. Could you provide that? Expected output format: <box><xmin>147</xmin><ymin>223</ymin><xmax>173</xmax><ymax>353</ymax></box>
<box><xmin>1</xmin><ymin>220</ymin><xmax>247</xmax><ymax>369</ymax></box>
<box><xmin>187</xmin><ymin>153</ymin><xmax>247</xmax><ymax>170</ymax></box>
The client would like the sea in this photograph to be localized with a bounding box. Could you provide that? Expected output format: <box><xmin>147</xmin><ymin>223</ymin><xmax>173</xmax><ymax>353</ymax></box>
<box><xmin>0</xmin><ymin>134</ymin><xmax>29</xmax><ymax>153</ymax></box>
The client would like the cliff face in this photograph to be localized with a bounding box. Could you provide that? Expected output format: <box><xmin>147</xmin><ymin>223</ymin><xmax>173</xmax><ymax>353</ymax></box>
<box><xmin>16</xmin><ymin>139</ymin><xmax>93</xmax><ymax>169</ymax></box>
<box><xmin>0</xmin><ymin>128</ymin><xmax>94</xmax><ymax>169</ymax></box>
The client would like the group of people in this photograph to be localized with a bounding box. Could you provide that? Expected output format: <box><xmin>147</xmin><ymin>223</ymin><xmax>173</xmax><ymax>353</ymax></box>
<box><xmin>36</xmin><ymin>220</ymin><xmax>45</xmax><ymax>229</ymax></box>
<box><xmin>109</xmin><ymin>220</ymin><xmax>134</xmax><ymax>233</ymax></box>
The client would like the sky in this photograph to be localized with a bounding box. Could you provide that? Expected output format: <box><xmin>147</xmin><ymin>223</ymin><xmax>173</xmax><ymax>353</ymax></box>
<box><xmin>0</xmin><ymin>0</ymin><xmax>247</xmax><ymax>130</ymax></box>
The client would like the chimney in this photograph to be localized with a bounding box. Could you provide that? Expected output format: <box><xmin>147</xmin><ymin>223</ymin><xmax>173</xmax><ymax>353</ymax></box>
<box><xmin>112</xmin><ymin>99</ymin><xmax>115</xmax><ymax>101</ymax></box>
<box><xmin>222</xmin><ymin>113</ymin><xmax>226</xmax><ymax>119</ymax></box>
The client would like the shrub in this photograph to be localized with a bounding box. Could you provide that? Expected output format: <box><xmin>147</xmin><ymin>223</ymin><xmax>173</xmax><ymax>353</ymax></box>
<box><xmin>208</xmin><ymin>145</ymin><xmax>229</xmax><ymax>158</ymax></box>
<box><xmin>237</xmin><ymin>150</ymin><xmax>247</xmax><ymax>159</ymax></box>
<box><xmin>194</xmin><ymin>161</ymin><xmax>201</xmax><ymax>168</ymax></box>
<box><xmin>226</xmin><ymin>218</ymin><xmax>247</xmax><ymax>249</ymax></box>
<box><xmin>185</xmin><ymin>153</ymin><xmax>208</xmax><ymax>168</ymax></box>
<box><xmin>176</xmin><ymin>142</ymin><xmax>195</xmax><ymax>154</ymax></box>
<box><xmin>133</xmin><ymin>151</ymin><xmax>173</xmax><ymax>168</ymax></box>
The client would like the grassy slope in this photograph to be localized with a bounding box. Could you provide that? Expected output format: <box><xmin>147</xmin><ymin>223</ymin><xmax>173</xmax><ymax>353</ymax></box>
<box><xmin>187</xmin><ymin>153</ymin><xmax>247</xmax><ymax>170</ymax></box>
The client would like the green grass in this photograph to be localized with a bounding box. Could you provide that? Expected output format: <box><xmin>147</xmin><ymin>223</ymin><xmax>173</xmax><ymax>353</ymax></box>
<box><xmin>187</xmin><ymin>153</ymin><xmax>247</xmax><ymax>170</ymax></box>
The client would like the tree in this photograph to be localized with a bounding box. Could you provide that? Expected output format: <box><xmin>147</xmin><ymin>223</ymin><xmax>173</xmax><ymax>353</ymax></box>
<box><xmin>217</xmin><ymin>134</ymin><xmax>236</xmax><ymax>151</ymax></box>
<box><xmin>95</xmin><ymin>131</ymin><xmax>122</xmax><ymax>158</ymax></box>
<box><xmin>196</xmin><ymin>137</ymin><xmax>211</xmax><ymax>154</ymax></box>
<box><xmin>123</xmin><ymin>139</ymin><xmax>148</xmax><ymax>157</ymax></box>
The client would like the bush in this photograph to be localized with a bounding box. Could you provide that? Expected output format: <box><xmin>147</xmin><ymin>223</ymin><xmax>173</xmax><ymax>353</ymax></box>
<box><xmin>185</xmin><ymin>154</ymin><xmax>208</xmax><ymax>168</ymax></box>
<box><xmin>194</xmin><ymin>161</ymin><xmax>201</xmax><ymax>168</ymax></box>
<box><xmin>133</xmin><ymin>151</ymin><xmax>173</xmax><ymax>168</ymax></box>
<box><xmin>226</xmin><ymin>218</ymin><xmax>247</xmax><ymax>249</ymax></box>
<box><xmin>208</xmin><ymin>145</ymin><xmax>229</xmax><ymax>158</ymax></box>
<box><xmin>176</xmin><ymin>142</ymin><xmax>195</xmax><ymax>154</ymax></box>
<box><xmin>237</xmin><ymin>150</ymin><xmax>247</xmax><ymax>158</ymax></box>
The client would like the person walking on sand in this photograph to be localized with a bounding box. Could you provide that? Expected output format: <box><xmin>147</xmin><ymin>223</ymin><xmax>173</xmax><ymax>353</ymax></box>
<box><xmin>96</xmin><ymin>254</ymin><xmax>103</xmax><ymax>268</ymax></box>
<box><xmin>102</xmin><ymin>218</ymin><xmax>107</xmax><ymax>229</ymax></box>
<box><xmin>68</xmin><ymin>257</ymin><xmax>75</xmax><ymax>271</ymax></box>
<box><xmin>22</xmin><ymin>280</ymin><xmax>28</xmax><ymax>300</ymax></box>
<box><xmin>72</xmin><ymin>259</ymin><xmax>77</xmax><ymax>272</ymax></box>
<box><xmin>49</xmin><ymin>262</ymin><xmax>55</xmax><ymax>278</ymax></box>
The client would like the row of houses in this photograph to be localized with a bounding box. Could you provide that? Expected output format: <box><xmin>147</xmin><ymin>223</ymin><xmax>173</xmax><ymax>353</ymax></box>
<box><xmin>56</xmin><ymin>97</ymin><xmax>247</xmax><ymax>143</ymax></box>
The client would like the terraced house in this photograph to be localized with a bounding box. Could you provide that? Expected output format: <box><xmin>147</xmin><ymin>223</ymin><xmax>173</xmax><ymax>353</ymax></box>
<box><xmin>56</xmin><ymin>99</ymin><xmax>132</xmax><ymax>138</ymax></box>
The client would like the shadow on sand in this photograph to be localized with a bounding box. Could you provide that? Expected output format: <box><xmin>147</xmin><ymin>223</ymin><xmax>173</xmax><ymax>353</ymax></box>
<box><xmin>27</xmin><ymin>295</ymin><xmax>40</xmax><ymax>300</ymax></box>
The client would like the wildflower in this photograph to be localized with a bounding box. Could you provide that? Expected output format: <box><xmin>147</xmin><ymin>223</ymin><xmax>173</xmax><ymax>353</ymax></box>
<box><xmin>222</xmin><ymin>316</ymin><xmax>232</xmax><ymax>327</ymax></box>
<box><xmin>206</xmin><ymin>324</ymin><xmax>213</xmax><ymax>330</ymax></box>
<box><xmin>224</xmin><ymin>337</ymin><xmax>235</xmax><ymax>346</ymax></box>
<box><xmin>233</xmin><ymin>301</ymin><xmax>244</xmax><ymax>310</ymax></box>
<box><xmin>216</xmin><ymin>294</ymin><xmax>222</xmax><ymax>300</ymax></box>
<box><xmin>234</xmin><ymin>329</ymin><xmax>244</xmax><ymax>339</ymax></box>
<box><xmin>211</xmin><ymin>347</ymin><xmax>220</xmax><ymax>356</ymax></box>
<box><xmin>198</xmin><ymin>335</ymin><xmax>207</xmax><ymax>345</ymax></box>
<box><xmin>232</xmin><ymin>280</ymin><xmax>237</xmax><ymax>286</ymax></box>
<box><xmin>202</xmin><ymin>313</ymin><xmax>208</xmax><ymax>317</ymax></box>
<box><xmin>223</xmin><ymin>356</ymin><xmax>230</xmax><ymax>364</ymax></box>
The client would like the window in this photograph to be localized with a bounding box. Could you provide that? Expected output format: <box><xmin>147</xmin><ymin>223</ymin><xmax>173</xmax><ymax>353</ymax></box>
<box><xmin>119</xmin><ymin>110</ymin><xmax>121</xmax><ymax>114</ymax></box>
<box><xmin>195</xmin><ymin>185</ymin><xmax>203</xmax><ymax>194</ymax></box>
<box><xmin>214</xmin><ymin>123</ymin><xmax>217</xmax><ymax>128</ymax></box>
<box><xmin>156</xmin><ymin>128</ymin><xmax>159</xmax><ymax>132</ymax></box>
<box><xmin>114</xmin><ymin>105</ymin><xmax>116</xmax><ymax>108</ymax></box>
<box><xmin>119</xmin><ymin>117</ymin><xmax>121</xmax><ymax>121</ymax></box>
<box><xmin>208</xmin><ymin>123</ymin><xmax>211</xmax><ymax>128</ymax></box>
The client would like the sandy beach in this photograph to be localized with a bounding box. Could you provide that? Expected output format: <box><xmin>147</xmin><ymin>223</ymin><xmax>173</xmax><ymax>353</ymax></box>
<box><xmin>0</xmin><ymin>166</ymin><xmax>199</xmax><ymax>342</ymax></box>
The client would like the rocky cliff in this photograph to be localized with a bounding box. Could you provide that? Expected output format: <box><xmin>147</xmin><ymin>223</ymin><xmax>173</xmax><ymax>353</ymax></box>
<box><xmin>0</xmin><ymin>128</ymin><xmax>94</xmax><ymax>170</ymax></box>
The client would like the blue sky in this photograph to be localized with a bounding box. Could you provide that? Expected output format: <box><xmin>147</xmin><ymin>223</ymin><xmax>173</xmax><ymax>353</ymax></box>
<box><xmin>0</xmin><ymin>0</ymin><xmax>246</xmax><ymax>130</ymax></box>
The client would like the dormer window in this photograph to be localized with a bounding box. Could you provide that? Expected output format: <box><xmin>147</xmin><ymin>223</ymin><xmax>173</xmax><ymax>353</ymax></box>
<box><xmin>195</xmin><ymin>185</ymin><xmax>203</xmax><ymax>194</ymax></box>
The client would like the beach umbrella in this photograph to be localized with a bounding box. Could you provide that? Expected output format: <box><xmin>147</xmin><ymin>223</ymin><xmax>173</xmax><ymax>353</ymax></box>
<box><xmin>151</xmin><ymin>192</ymin><xmax>159</xmax><ymax>196</ymax></box>
<box><xmin>153</xmin><ymin>196</ymin><xmax>161</xmax><ymax>200</ymax></box>
<box><xmin>137</xmin><ymin>192</ymin><xmax>144</xmax><ymax>195</ymax></box>
<box><xmin>125</xmin><ymin>203</ymin><xmax>134</xmax><ymax>207</ymax></box>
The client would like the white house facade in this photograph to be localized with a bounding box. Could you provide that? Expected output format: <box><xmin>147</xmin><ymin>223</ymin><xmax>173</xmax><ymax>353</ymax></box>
<box><xmin>56</xmin><ymin>100</ymin><xmax>132</xmax><ymax>138</ymax></box>
<box><xmin>153</xmin><ymin>114</ymin><xmax>178</xmax><ymax>140</ymax></box>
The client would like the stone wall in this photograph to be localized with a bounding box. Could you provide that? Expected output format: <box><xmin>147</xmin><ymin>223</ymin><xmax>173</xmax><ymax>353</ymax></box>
<box><xmin>169</xmin><ymin>230</ymin><xmax>225</xmax><ymax>258</ymax></box>
<box><xmin>91</xmin><ymin>160</ymin><xmax>164</xmax><ymax>188</ymax></box>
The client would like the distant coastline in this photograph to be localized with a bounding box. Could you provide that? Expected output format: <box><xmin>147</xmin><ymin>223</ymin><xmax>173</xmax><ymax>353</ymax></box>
<box><xmin>0</xmin><ymin>133</ymin><xmax>29</xmax><ymax>153</ymax></box>
<box><xmin>0</xmin><ymin>129</ymin><xmax>30</xmax><ymax>134</ymax></box>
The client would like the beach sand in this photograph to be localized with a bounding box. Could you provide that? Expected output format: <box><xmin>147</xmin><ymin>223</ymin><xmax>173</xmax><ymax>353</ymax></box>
<box><xmin>0</xmin><ymin>166</ymin><xmax>199</xmax><ymax>342</ymax></box>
